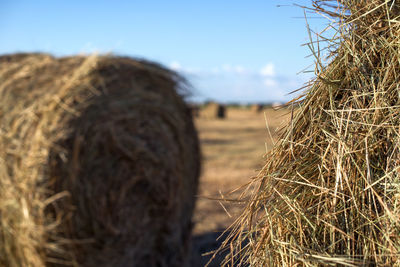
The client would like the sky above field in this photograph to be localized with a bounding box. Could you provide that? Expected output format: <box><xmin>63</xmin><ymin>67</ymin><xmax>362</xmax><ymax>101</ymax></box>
<box><xmin>0</xmin><ymin>0</ymin><xmax>328</xmax><ymax>103</ymax></box>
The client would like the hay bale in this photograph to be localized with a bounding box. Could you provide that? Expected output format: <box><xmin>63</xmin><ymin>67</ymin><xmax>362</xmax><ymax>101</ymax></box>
<box><xmin>201</xmin><ymin>102</ymin><xmax>226</xmax><ymax>119</ymax></box>
<box><xmin>189</xmin><ymin>104</ymin><xmax>200</xmax><ymax>118</ymax></box>
<box><xmin>219</xmin><ymin>1</ymin><xmax>400</xmax><ymax>266</ymax></box>
<box><xmin>250</xmin><ymin>104</ymin><xmax>264</xmax><ymax>113</ymax></box>
<box><xmin>216</xmin><ymin>105</ymin><xmax>226</xmax><ymax>119</ymax></box>
<box><xmin>0</xmin><ymin>53</ymin><xmax>200</xmax><ymax>266</ymax></box>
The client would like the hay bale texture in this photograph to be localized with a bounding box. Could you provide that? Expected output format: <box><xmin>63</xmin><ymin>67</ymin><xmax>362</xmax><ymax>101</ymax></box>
<box><xmin>219</xmin><ymin>1</ymin><xmax>400</xmax><ymax>266</ymax></box>
<box><xmin>0</xmin><ymin>53</ymin><xmax>200</xmax><ymax>266</ymax></box>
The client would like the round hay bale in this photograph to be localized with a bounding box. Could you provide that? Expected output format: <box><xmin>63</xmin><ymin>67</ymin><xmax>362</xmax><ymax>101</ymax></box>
<box><xmin>0</xmin><ymin>53</ymin><xmax>200</xmax><ymax>266</ymax></box>
<box><xmin>250</xmin><ymin>104</ymin><xmax>264</xmax><ymax>113</ymax></box>
<box><xmin>219</xmin><ymin>1</ymin><xmax>400</xmax><ymax>266</ymax></box>
<box><xmin>201</xmin><ymin>102</ymin><xmax>226</xmax><ymax>119</ymax></box>
<box><xmin>189</xmin><ymin>104</ymin><xmax>200</xmax><ymax>118</ymax></box>
<box><xmin>216</xmin><ymin>105</ymin><xmax>226</xmax><ymax>119</ymax></box>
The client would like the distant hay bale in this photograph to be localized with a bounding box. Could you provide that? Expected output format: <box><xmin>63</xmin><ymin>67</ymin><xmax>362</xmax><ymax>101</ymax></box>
<box><xmin>216</xmin><ymin>105</ymin><xmax>225</xmax><ymax>118</ymax></box>
<box><xmin>201</xmin><ymin>102</ymin><xmax>226</xmax><ymax>119</ymax></box>
<box><xmin>250</xmin><ymin>104</ymin><xmax>264</xmax><ymax>113</ymax></box>
<box><xmin>189</xmin><ymin>104</ymin><xmax>200</xmax><ymax>118</ymax></box>
<box><xmin>219</xmin><ymin>1</ymin><xmax>400</xmax><ymax>266</ymax></box>
<box><xmin>0</xmin><ymin>53</ymin><xmax>200</xmax><ymax>266</ymax></box>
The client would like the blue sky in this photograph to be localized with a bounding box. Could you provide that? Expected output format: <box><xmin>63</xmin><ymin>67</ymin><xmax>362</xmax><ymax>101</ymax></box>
<box><xmin>0</xmin><ymin>0</ymin><xmax>327</xmax><ymax>103</ymax></box>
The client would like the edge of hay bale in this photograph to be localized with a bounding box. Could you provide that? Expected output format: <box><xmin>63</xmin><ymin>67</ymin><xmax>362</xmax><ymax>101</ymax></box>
<box><xmin>215</xmin><ymin>1</ymin><xmax>400</xmax><ymax>266</ymax></box>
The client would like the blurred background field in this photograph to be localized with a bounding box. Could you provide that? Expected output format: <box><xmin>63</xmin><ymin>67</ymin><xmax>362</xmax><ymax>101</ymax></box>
<box><xmin>191</xmin><ymin>106</ymin><xmax>291</xmax><ymax>266</ymax></box>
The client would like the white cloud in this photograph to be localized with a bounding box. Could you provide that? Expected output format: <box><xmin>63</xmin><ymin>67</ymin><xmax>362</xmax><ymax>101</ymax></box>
<box><xmin>169</xmin><ymin>61</ymin><xmax>182</xmax><ymax>71</ymax></box>
<box><xmin>219</xmin><ymin>64</ymin><xmax>246</xmax><ymax>74</ymax></box>
<box><xmin>164</xmin><ymin>61</ymin><xmax>307</xmax><ymax>103</ymax></box>
<box><xmin>260</xmin><ymin>63</ymin><xmax>276</xmax><ymax>77</ymax></box>
<box><xmin>263</xmin><ymin>78</ymin><xmax>278</xmax><ymax>87</ymax></box>
<box><xmin>168</xmin><ymin>62</ymin><xmax>249</xmax><ymax>76</ymax></box>
<box><xmin>234</xmin><ymin>65</ymin><xmax>245</xmax><ymax>74</ymax></box>
<box><xmin>222</xmin><ymin>64</ymin><xmax>232</xmax><ymax>72</ymax></box>
<box><xmin>185</xmin><ymin>67</ymin><xmax>202</xmax><ymax>74</ymax></box>
<box><xmin>211</xmin><ymin>67</ymin><xmax>220</xmax><ymax>74</ymax></box>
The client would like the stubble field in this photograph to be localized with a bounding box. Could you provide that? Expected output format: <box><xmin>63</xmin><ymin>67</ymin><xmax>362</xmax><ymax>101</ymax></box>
<box><xmin>190</xmin><ymin>107</ymin><xmax>291</xmax><ymax>266</ymax></box>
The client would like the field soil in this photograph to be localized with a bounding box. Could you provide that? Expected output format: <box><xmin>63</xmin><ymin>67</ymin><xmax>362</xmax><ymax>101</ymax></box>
<box><xmin>190</xmin><ymin>107</ymin><xmax>291</xmax><ymax>266</ymax></box>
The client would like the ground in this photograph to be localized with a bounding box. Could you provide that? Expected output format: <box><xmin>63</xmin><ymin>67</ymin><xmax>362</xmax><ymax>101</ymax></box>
<box><xmin>190</xmin><ymin>107</ymin><xmax>291</xmax><ymax>266</ymax></box>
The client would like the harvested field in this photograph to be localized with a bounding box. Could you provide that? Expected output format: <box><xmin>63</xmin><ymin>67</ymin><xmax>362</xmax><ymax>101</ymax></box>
<box><xmin>190</xmin><ymin>107</ymin><xmax>291</xmax><ymax>266</ymax></box>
